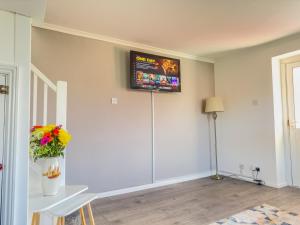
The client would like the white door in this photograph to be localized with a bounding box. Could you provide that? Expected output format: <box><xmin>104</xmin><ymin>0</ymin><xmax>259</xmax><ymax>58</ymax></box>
<box><xmin>0</xmin><ymin>73</ymin><xmax>7</xmax><ymax>224</ymax></box>
<box><xmin>286</xmin><ymin>62</ymin><xmax>300</xmax><ymax>187</ymax></box>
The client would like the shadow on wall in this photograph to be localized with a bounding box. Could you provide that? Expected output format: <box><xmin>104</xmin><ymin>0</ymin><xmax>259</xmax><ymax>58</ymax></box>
<box><xmin>200</xmin><ymin>98</ymin><xmax>214</xmax><ymax>172</ymax></box>
<box><xmin>113</xmin><ymin>47</ymin><xmax>131</xmax><ymax>90</ymax></box>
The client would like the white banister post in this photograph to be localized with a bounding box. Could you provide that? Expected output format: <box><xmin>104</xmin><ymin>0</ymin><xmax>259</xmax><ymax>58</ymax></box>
<box><xmin>32</xmin><ymin>73</ymin><xmax>38</xmax><ymax>125</ymax></box>
<box><xmin>43</xmin><ymin>83</ymin><xmax>48</xmax><ymax>125</ymax></box>
<box><xmin>56</xmin><ymin>81</ymin><xmax>68</xmax><ymax>185</ymax></box>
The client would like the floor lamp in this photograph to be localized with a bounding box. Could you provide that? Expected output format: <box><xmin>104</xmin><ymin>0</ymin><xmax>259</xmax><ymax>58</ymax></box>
<box><xmin>205</xmin><ymin>97</ymin><xmax>224</xmax><ymax>180</ymax></box>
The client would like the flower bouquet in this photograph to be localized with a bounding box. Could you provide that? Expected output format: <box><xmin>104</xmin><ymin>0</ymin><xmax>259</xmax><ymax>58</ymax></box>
<box><xmin>30</xmin><ymin>124</ymin><xmax>72</xmax><ymax>196</ymax></box>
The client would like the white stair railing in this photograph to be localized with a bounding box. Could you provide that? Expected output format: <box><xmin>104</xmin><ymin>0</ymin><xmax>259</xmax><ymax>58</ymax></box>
<box><xmin>30</xmin><ymin>64</ymin><xmax>68</xmax><ymax>186</ymax></box>
<box><xmin>31</xmin><ymin>64</ymin><xmax>67</xmax><ymax>127</ymax></box>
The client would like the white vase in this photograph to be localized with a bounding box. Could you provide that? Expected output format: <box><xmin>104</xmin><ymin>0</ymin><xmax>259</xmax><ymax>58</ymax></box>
<box><xmin>40</xmin><ymin>157</ymin><xmax>61</xmax><ymax>196</ymax></box>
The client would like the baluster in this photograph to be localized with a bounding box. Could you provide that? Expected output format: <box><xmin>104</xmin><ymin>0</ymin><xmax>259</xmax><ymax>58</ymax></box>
<box><xmin>43</xmin><ymin>83</ymin><xmax>48</xmax><ymax>125</ymax></box>
<box><xmin>32</xmin><ymin>73</ymin><xmax>38</xmax><ymax>125</ymax></box>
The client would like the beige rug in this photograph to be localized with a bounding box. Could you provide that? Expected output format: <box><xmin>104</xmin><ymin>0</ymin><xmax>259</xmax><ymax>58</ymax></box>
<box><xmin>210</xmin><ymin>204</ymin><xmax>300</xmax><ymax>225</ymax></box>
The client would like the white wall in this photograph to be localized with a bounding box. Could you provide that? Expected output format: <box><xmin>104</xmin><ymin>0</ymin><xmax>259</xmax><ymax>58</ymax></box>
<box><xmin>0</xmin><ymin>10</ymin><xmax>31</xmax><ymax>225</ymax></box>
<box><xmin>0</xmin><ymin>11</ymin><xmax>15</xmax><ymax>64</ymax></box>
<box><xmin>214</xmin><ymin>32</ymin><xmax>300</xmax><ymax>187</ymax></box>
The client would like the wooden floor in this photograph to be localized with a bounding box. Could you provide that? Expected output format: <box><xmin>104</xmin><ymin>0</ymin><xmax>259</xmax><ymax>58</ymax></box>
<box><xmin>91</xmin><ymin>177</ymin><xmax>300</xmax><ymax>225</ymax></box>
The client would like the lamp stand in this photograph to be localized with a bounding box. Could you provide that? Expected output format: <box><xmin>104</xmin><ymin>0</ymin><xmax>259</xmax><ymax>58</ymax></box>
<box><xmin>211</xmin><ymin>112</ymin><xmax>223</xmax><ymax>180</ymax></box>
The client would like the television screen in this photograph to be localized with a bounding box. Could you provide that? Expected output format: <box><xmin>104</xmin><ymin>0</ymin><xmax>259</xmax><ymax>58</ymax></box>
<box><xmin>130</xmin><ymin>51</ymin><xmax>181</xmax><ymax>92</ymax></box>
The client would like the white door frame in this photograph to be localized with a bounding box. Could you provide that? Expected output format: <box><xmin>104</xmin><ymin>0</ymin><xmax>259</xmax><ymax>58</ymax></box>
<box><xmin>280</xmin><ymin>61</ymin><xmax>300</xmax><ymax>187</ymax></box>
<box><xmin>284</xmin><ymin>62</ymin><xmax>300</xmax><ymax>187</ymax></box>
<box><xmin>0</xmin><ymin>64</ymin><xmax>18</xmax><ymax>225</ymax></box>
<box><xmin>280</xmin><ymin>63</ymin><xmax>293</xmax><ymax>186</ymax></box>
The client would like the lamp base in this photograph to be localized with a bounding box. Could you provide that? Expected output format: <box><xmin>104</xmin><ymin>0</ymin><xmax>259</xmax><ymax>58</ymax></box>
<box><xmin>211</xmin><ymin>174</ymin><xmax>223</xmax><ymax>180</ymax></box>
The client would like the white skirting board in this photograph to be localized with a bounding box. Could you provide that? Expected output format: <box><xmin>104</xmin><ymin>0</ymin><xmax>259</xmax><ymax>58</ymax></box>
<box><xmin>219</xmin><ymin>170</ymin><xmax>288</xmax><ymax>188</ymax></box>
<box><xmin>97</xmin><ymin>171</ymin><xmax>213</xmax><ymax>198</ymax></box>
<box><xmin>96</xmin><ymin>169</ymin><xmax>288</xmax><ymax>200</ymax></box>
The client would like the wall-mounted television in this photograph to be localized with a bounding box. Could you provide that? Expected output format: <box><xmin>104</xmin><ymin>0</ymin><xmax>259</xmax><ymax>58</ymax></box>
<box><xmin>130</xmin><ymin>51</ymin><xmax>181</xmax><ymax>92</ymax></box>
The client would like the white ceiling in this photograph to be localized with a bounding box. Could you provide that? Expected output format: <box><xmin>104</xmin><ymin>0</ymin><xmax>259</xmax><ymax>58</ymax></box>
<box><xmin>43</xmin><ymin>0</ymin><xmax>300</xmax><ymax>57</ymax></box>
<box><xmin>0</xmin><ymin>0</ymin><xmax>47</xmax><ymax>20</ymax></box>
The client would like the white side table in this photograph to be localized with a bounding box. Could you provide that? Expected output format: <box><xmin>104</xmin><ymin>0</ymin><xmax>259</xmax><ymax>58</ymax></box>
<box><xmin>48</xmin><ymin>193</ymin><xmax>98</xmax><ymax>225</ymax></box>
<box><xmin>29</xmin><ymin>185</ymin><xmax>88</xmax><ymax>225</ymax></box>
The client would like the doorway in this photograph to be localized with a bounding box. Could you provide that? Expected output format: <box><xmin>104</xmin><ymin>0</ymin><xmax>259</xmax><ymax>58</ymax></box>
<box><xmin>284</xmin><ymin>62</ymin><xmax>300</xmax><ymax>187</ymax></box>
<box><xmin>0</xmin><ymin>65</ymin><xmax>18</xmax><ymax>225</ymax></box>
<box><xmin>0</xmin><ymin>73</ymin><xmax>7</xmax><ymax>224</ymax></box>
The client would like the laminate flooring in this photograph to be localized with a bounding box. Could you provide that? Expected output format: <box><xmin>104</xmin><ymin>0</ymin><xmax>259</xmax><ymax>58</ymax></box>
<box><xmin>91</xmin><ymin>177</ymin><xmax>300</xmax><ymax>225</ymax></box>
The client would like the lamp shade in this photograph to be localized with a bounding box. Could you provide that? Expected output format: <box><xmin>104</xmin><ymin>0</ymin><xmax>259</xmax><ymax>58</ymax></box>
<box><xmin>205</xmin><ymin>97</ymin><xmax>224</xmax><ymax>112</ymax></box>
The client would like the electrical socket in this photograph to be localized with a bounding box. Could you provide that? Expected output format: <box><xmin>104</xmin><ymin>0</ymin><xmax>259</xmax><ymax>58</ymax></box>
<box><xmin>252</xmin><ymin>166</ymin><xmax>260</xmax><ymax>172</ymax></box>
<box><xmin>239</xmin><ymin>164</ymin><xmax>245</xmax><ymax>175</ymax></box>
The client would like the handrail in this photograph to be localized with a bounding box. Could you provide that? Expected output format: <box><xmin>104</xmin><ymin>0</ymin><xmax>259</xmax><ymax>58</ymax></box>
<box><xmin>31</xmin><ymin>64</ymin><xmax>57</xmax><ymax>92</ymax></box>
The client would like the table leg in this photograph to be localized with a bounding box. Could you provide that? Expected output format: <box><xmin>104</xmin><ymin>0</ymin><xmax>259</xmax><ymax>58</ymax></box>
<box><xmin>80</xmin><ymin>207</ymin><xmax>87</xmax><ymax>225</ymax></box>
<box><xmin>31</xmin><ymin>213</ymin><xmax>41</xmax><ymax>225</ymax></box>
<box><xmin>56</xmin><ymin>217</ymin><xmax>61</xmax><ymax>225</ymax></box>
<box><xmin>31</xmin><ymin>213</ymin><xmax>37</xmax><ymax>225</ymax></box>
<box><xmin>36</xmin><ymin>213</ymin><xmax>40</xmax><ymax>225</ymax></box>
<box><xmin>87</xmin><ymin>203</ymin><xmax>95</xmax><ymax>225</ymax></box>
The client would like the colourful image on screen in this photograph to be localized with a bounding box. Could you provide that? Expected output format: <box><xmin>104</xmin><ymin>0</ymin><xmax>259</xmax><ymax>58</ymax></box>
<box><xmin>130</xmin><ymin>51</ymin><xmax>181</xmax><ymax>92</ymax></box>
<box><xmin>171</xmin><ymin>77</ymin><xmax>178</xmax><ymax>86</ymax></box>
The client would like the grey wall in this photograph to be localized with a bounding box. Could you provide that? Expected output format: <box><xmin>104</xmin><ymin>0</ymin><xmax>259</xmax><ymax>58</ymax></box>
<box><xmin>214</xmin><ymin>32</ymin><xmax>300</xmax><ymax>187</ymax></box>
<box><xmin>154</xmin><ymin>59</ymin><xmax>214</xmax><ymax>180</ymax></box>
<box><xmin>32</xmin><ymin>27</ymin><xmax>214</xmax><ymax>192</ymax></box>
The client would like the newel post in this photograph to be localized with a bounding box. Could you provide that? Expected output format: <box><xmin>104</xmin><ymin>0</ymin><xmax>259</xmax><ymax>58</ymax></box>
<box><xmin>56</xmin><ymin>81</ymin><xmax>68</xmax><ymax>185</ymax></box>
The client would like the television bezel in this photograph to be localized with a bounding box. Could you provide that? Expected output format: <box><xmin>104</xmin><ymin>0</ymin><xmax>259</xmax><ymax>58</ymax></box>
<box><xmin>130</xmin><ymin>50</ymin><xmax>181</xmax><ymax>92</ymax></box>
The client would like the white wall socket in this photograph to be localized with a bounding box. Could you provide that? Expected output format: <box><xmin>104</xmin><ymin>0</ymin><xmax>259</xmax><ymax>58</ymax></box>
<box><xmin>111</xmin><ymin>97</ymin><xmax>118</xmax><ymax>104</ymax></box>
<box><xmin>239</xmin><ymin>164</ymin><xmax>245</xmax><ymax>175</ymax></box>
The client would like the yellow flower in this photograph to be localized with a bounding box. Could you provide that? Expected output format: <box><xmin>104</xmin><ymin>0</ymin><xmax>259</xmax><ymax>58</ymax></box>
<box><xmin>58</xmin><ymin>129</ymin><xmax>72</xmax><ymax>147</ymax></box>
<box><xmin>42</xmin><ymin>124</ymin><xmax>56</xmax><ymax>133</ymax></box>
<box><xmin>32</xmin><ymin>124</ymin><xmax>56</xmax><ymax>135</ymax></box>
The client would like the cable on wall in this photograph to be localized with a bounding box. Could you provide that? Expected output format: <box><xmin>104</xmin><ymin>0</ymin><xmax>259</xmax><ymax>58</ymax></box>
<box><xmin>151</xmin><ymin>91</ymin><xmax>156</xmax><ymax>183</ymax></box>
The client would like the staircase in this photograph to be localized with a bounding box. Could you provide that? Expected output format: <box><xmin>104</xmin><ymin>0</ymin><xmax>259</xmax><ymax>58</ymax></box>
<box><xmin>29</xmin><ymin>64</ymin><xmax>68</xmax><ymax>225</ymax></box>
<box><xmin>30</xmin><ymin>64</ymin><xmax>68</xmax><ymax>187</ymax></box>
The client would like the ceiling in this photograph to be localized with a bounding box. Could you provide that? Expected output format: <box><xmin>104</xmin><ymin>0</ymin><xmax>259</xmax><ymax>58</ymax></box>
<box><xmin>45</xmin><ymin>0</ymin><xmax>300</xmax><ymax>56</ymax></box>
<box><xmin>44</xmin><ymin>0</ymin><xmax>300</xmax><ymax>57</ymax></box>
